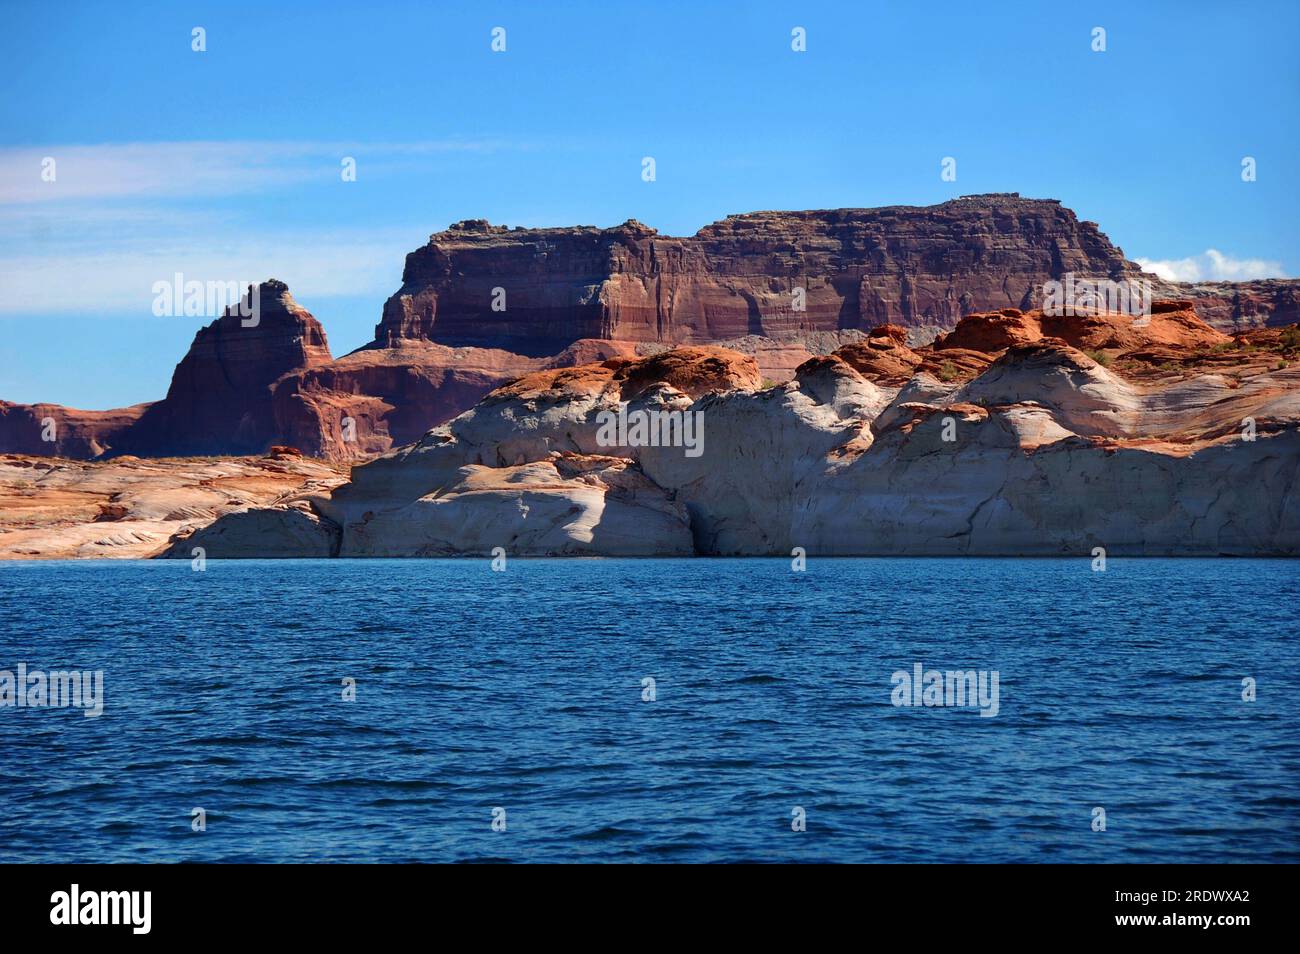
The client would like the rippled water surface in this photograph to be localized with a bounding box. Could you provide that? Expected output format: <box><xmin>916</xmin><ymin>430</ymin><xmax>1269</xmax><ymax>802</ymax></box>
<box><xmin>0</xmin><ymin>558</ymin><xmax>1296</xmax><ymax>862</ymax></box>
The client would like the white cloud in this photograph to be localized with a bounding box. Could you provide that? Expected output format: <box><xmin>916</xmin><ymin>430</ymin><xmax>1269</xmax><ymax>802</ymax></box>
<box><xmin>0</xmin><ymin>227</ymin><xmax>421</xmax><ymax>314</ymax></box>
<box><xmin>1137</xmin><ymin>249</ymin><xmax>1288</xmax><ymax>283</ymax></box>
<box><xmin>0</xmin><ymin>139</ymin><xmax>524</xmax><ymax>204</ymax></box>
<box><xmin>0</xmin><ymin>138</ymin><xmax>535</xmax><ymax>315</ymax></box>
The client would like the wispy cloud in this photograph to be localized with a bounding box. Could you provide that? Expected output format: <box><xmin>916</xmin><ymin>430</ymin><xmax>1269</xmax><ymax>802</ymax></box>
<box><xmin>0</xmin><ymin>138</ymin><xmax>537</xmax><ymax>315</ymax></box>
<box><xmin>0</xmin><ymin>139</ymin><xmax>525</xmax><ymax>204</ymax></box>
<box><xmin>1136</xmin><ymin>249</ymin><xmax>1288</xmax><ymax>283</ymax></box>
<box><xmin>0</xmin><ymin>227</ymin><xmax>421</xmax><ymax>314</ymax></box>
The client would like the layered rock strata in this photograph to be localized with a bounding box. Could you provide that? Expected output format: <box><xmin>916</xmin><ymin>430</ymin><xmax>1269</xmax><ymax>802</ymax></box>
<box><xmin>5</xmin><ymin>197</ymin><xmax>1297</xmax><ymax>464</ymax></box>
<box><xmin>160</xmin><ymin>305</ymin><xmax>1300</xmax><ymax>558</ymax></box>
<box><xmin>0</xmin><ymin>449</ymin><xmax>345</xmax><ymax>559</ymax></box>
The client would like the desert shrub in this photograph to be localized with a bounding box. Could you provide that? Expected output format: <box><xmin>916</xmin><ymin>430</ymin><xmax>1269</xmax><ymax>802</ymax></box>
<box><xmin>1083</xmin><ymin>349</ymin><xmax>1112</xmax><ymax>367</ymax></box>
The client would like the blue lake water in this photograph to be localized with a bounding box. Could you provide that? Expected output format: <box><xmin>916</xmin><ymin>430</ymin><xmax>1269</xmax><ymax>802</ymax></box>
<box><xmin>0</xmin><ymin>557</ymin><xmax>1296</xmax><ymax>863</ymax></box>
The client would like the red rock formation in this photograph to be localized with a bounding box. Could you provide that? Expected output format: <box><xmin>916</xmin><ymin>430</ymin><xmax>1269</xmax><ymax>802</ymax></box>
<box><xmin>269</xmin><ymin>338</ymin><xmax>645</xmax><ymax>461</ymax></box>
<box><xmin>612</xmin><ymin>346</ymin><xmax>762</xmax><ymax>399</ymax></box>
<box><xmin>272</xmin><ymin>342</ymin><xmax>536</xmax><ymax>460</ymax></box>
<box><xmin>13</xmin><ymin>306</ymin><xmax>1300</xmax><ymax>558</ymax></box>
<box><xmin>483</xmin><ymin>346</ymin><xmax>761</xmax><ymax>407</ymax></box>
<box><xmin>932</xmin><ymin>308</ymin><xmax>1042</xmax><ymax>352</ymax></box>
<box><xmin>4</xmin><ymin>197</ymin><xmax>1296</xmax><ymax>464</ymax></box>
<box><xmin>1171</xmin><ymin>279</ymin><xmax>1300</xmax><ymax>332</ymax></box>
<box><xmin>0</xmin><ymin>402</ymin><xmax>148</xmax><ymax>458</ymax></box>
<box><xmin>916</xmin><ymin>348</ymin><xmax>997</xmax><ymax>382</ymax></box>
<box><xmin>116</xmin><ymin>280</ymin><xmax>334</xmax><ymax>457</ymax></box>
<box><xmin>934</xmin><ymin>302</ymin><xmax>1229</xmax><ymax>355</ymax></box>
<box><xmin>827</xmin><ymin>334</ymin><xmax>923</xmax><ymax>385</ymax></box>
<box><xmin>375</xmin><ymin>195</ymin><xmax>1143</xmax><ymax>351</ymax></box>
<box><xmin>0</xmin><ymin>452</ymin><xmax>345</xmax><ymax>559</ymax></box>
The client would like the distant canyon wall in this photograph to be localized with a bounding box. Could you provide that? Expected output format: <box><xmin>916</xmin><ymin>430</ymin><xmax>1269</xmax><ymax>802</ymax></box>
<box><xmin>3</xmin><ymin>195</ymin><xmax>1297</xmax><ymax>462</ymax></box>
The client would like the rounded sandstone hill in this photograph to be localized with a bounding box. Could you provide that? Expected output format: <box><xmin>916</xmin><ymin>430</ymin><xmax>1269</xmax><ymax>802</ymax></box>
<box><xmin>487</xmin><ymin>346</ymin><xmax>761</xmax><ymax>405</ymax></box>
<box><xmin>935</xmin><ymin>303</ymin><xmax>1230</xmax><ymax>355</ymax></box>
<box><xmin>612</xmin><ymin>346</ymin><xmax>762</xmax><ymax>399</ymax></box>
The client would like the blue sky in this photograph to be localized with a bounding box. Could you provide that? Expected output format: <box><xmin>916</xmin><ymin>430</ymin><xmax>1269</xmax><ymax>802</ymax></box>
<box><xmin>1</xmin><ymin>0</ymin><xmax>1297</xmax><ymax>408</ymax></box>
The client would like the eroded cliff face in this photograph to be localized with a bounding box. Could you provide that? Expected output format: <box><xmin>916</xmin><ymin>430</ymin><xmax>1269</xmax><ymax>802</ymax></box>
<box><xmin>4</xmin><ymin>281</ymin><xmax>339</xmax><ymax>461</ymax></box>
<box><xmin>267</xmin><ymin>338</ymin><xmax>647</xmax><ymax>462</ymax></box>
<box><xmin>0</xmin><ymin>448</ymin><xmax>345</xmax><ymax>559</ymax></box>
<box><xmin>4</xmin><ymin>196</ymin><xmax>1297</xmax><ymax>465</ymax></box>
<box><xmin>0</xmin><ymin>402</ymin><xmax>149</xmax><ymax>459</ymax></box>
<box><xmin>114</xmin><ymin>280</ymin><xmax>334</xmax><ymax>457</ymax></box>
<box><xmin>166</xmin><ymin>304</ymin><xmax>1300</xmax><ymax>558</ymax></box>
<box><xmin>374</xmin><ymin>195</ymin><xmax>1145</xmax><ymax>350</ymax></box>
<box><xmin>1170</xmin><ymin>279</ymin><xmax>1300</xmax><ymax>333</ymax></box>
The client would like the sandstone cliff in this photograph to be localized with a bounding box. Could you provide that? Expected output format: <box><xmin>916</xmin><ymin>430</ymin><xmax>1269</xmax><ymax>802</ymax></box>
<box><xmin>160</xmin><ymin>304</ymin><xmax>1300</xmax><ymax>558</ymax></box>
<box><xmin>4</xmin><ymin>196</ymin><xmax>1297</xmax><ymax>464</ymax></box>
<box><xmin>0</xmin><ymin>402</ymin><xmax>148</xmax><ymax>459</ymax></box>
<box><xmin>0</xmin><ymin>449</ymin><xmax>345</xmax><ymax>559</ymax></box>
<box><xmin>376</xmin><ymin>196</ymin><xmax>1297</xmax><ymax>357</ymax></box>
<box><xmin>1167</xmin><ymin>279</ymin><xmax>1300</xmax><ymax>334</ymax></box>
<box><xmin>116</xmin><ymin>279</ymin><xmax>334</xmax><ymax>457</ymax></box>
<box><xmin>375</xmin><ymin>195</ymin><xmax>1146</xmax><ymax>350</ymax></box>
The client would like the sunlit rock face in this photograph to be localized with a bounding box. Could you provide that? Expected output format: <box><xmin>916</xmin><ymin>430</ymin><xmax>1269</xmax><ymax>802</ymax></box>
<box><xmin>374</xmin><ymin>195</ymin><xmax>1147</xmax><ymax>351</ymax></box>
<box><xmin>5</xmin><ymin>197</ymin><xmax>1296</xmax><ymax>465</ymax></box>
<box><xmin>176</xmin><ymin>305</ymin><xmax>1300</xmax><ymax>558</ymax></box>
